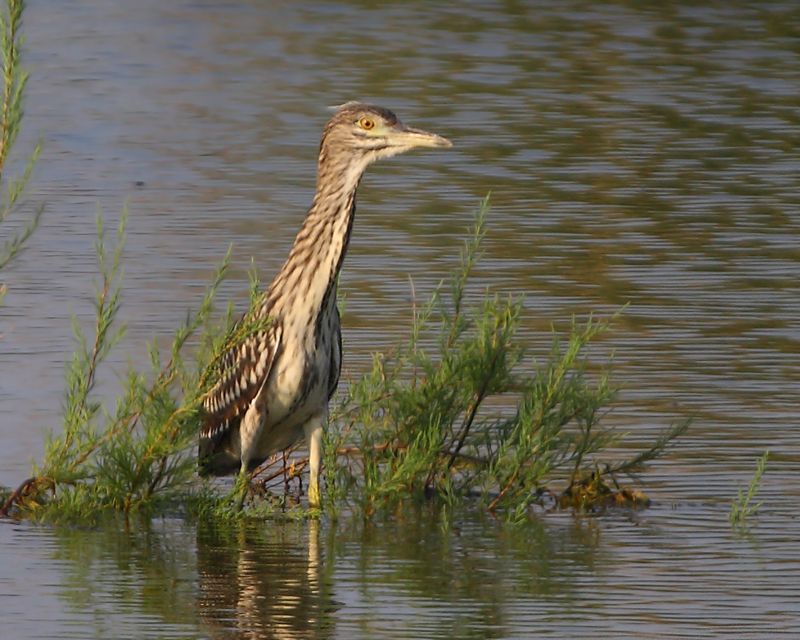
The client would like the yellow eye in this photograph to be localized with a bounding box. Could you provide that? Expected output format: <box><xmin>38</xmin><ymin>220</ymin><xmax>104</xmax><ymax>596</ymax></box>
<box><xmin>359</xmin><ymin>117</ymin><xmax>375</xmax><ymax>130</ymax></box>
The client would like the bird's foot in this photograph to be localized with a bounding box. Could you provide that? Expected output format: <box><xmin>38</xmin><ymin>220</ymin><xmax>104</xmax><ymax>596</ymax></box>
<box><xmin>233</xmin><ymin>470</ymin><xmax>252</xmax><ymax>511</ymax></box>
<box><xmin>307</xmin><ymin>481</ymin><xmax>321</xmax><ymax>510</ymax></box>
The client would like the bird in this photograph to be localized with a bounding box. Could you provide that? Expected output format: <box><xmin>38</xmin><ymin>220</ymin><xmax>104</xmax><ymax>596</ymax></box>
<box><xmin>198</xmin><ymin>102</ymin><xmax>452</xmax><ymax>508</ymax></box>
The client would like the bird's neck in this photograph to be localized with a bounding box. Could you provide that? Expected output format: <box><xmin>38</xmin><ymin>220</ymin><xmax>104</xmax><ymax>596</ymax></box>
<box><xmin>268</xmin><ymin>154</ymin><xmax>366</xmax><ymax>323</ymax></box>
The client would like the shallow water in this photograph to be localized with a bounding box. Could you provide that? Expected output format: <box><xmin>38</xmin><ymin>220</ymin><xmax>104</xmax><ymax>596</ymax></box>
<box><xmin>1</xmin><ymin>1</ymin><xmax>799</xmax><ymax>637</ymax></box>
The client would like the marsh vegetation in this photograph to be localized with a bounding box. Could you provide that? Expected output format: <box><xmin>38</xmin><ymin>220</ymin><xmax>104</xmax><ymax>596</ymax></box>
<box><xmin>2</xmin><ymin>198</ymin><xmax>687</xmax><ymax>523</ymax></box>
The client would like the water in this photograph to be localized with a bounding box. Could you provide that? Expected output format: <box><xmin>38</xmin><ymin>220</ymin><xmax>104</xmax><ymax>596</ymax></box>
<box><xmin>1</xmin><ymin>0</ymin><xmax>799</xmax><ymax>637</ymax></box>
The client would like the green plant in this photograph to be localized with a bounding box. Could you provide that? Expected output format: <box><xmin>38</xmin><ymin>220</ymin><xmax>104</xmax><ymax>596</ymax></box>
<box><xmin>3</xmin><ymin>197</ymin><xmax>687</xmax><ymax>523</ymax></box>
<box><xmin>730</xmin><ymin>450</ymin><xmax>769</xmax><ymax>527</ymax></box>
<box><xmin>0</xmin><ymin>0</ymin><xmax>41</xmax><ymax>304</ymax></box>
<box><xmin>2</xmin><ymin>209</ymin><xmax>233</xmax><ymax>521</ymax></box>
<box><xmin>320</xmin><ymin>197</ymin><xmax>687</xmax><ymax>520</ymax></box>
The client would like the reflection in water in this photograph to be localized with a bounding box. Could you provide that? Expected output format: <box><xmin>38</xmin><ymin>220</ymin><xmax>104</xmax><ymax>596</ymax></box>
<box><xmin>197</xmin><ymin>519</ymin><xmax>333</xmax><ymax>640</ymax></box>
<box><xmin>197</xmin><ymin>507</ymin><xmax>608</xmax><ymax>638</ymax></box>
<box><xmin>0</xmin><ymin>0</ymin><xmax>799</xmax><ymax>637</ymax></box>
<box><xmin>3</xmin><ymin>502</ymin><xmax>798</xmax><ymax>638</ymax></box>
<box><xmin>34</xmin><ymin>519</ymin><xmax>203</xmax><ymax>638</ymax></box>
<box><xmin>329</xmin><ymin>506</ymin><xmax>608</xmax><ymax>639</ymax></box>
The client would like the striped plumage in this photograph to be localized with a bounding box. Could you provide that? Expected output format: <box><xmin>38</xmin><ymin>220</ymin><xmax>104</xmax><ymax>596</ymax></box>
<box><xmin>198</xmin><ymin>102</ymin><xmax>451</xmax><ymax>507</ymax></box>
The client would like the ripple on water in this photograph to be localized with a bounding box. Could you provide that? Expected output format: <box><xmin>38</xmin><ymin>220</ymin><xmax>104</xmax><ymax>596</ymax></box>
<box><xmin>1</xmin><ymin>0</ymin><xmax>799</xmax><ymax>637</ymax></box>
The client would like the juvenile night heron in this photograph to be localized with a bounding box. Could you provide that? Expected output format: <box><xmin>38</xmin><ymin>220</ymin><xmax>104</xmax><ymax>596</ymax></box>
<box><xmin>198</xmin><ymin>102</ymin><xmax>452</xmax><ymax>507</ymax></box>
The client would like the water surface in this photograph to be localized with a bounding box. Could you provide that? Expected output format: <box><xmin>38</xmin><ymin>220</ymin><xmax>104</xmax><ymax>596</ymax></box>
<box><xmin>1</xmin><ymin>1</ymin><xmax>798</xmax><ymax>637</ymax></box>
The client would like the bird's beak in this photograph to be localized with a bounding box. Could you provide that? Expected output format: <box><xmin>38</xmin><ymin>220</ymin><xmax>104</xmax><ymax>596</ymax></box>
<box><xmin>389</xmin><ymin>124</ymin><xmax>453</xmax><ymax>149</ymax></box>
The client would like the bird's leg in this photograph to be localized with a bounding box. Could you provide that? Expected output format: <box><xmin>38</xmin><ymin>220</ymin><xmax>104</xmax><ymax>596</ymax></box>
<box><xmin>236</xmin><ymin>399</ymin><xmax>263</xmax><ymax>510</ymax></box>
<box><xmin>283</xmin><ymin>451</ymin><xmax>290</xmax><ymax>495</ymax></box>
<box><xmin>303</xmin><ymin>413</ymin><xmax>325</xmax><ymax>508</ymax></box>
<box><xmin>235</xmin><ymin>462</ymin><xmax>251</xmax><ymax>511</ymax></box>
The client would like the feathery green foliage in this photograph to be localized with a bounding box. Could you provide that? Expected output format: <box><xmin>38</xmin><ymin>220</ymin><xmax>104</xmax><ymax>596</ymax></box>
<box><xmin>729</xmin><ymin>450</ymin><xmax>769</xmax><ymax>527</ymax></box>
<box><xmin>0</xmin><ymin>203</ymin><xmax>281</xmax><ymax>521</ymax></box>
<box><xmin>322</xmin><ymin>197</ymin><xmax>687</xmax><ymax>520</ymax></box>
<box><xmin>3</xmin><ymin>198</ymin><xmax>686</xmax><ymax>523</ymax></box>
<box><xmin>3</xmin><ymin>212</ymin><xmax>244</xmax><ymax>522</ymax></box>
<box><xmin>0</xmin><ymin>0</ymin><xmax>41</xmax><ymax>304</ymax></box>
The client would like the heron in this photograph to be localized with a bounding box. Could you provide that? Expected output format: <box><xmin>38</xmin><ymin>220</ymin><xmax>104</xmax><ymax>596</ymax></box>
<box><xmin>198</xmin><ymin>102</ymin><xmax>452</xmax><ymax>508</ymax></box>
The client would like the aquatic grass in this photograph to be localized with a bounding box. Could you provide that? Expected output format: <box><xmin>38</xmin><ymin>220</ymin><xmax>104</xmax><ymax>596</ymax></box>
<box><xmin>0</xmin><ymin>207</ymin><xmax>282</xmax><ymax>522</ymax></box>
<box><xmin>0</xmin><ymin>0</ymin><xmax>41</xmax><ymax>304</ymax></box>
<box><xmin>2</xmin><ymin>211</ymin><xmax>242</xmax><ymax>521</ymax></box>
<box><xmin>321</xmin><ymin>199</ymin><xmax>687</xmax><ymax>520</ymax></box>
<box><xmin>3</xmin><ymin>197</ymin><xmax>687</xmax><ymax>523</ymax></box>
<box><xmin>730</xmin><ymin>450</ymin><xmax>769</xmax><ymax>527</ymax></box>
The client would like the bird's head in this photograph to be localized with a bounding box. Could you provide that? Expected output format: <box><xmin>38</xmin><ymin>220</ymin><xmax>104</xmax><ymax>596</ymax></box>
<box><xmin>319</xmin><ymin>102</ymin><xmax>452</xmax><ymax>172</ymax></box>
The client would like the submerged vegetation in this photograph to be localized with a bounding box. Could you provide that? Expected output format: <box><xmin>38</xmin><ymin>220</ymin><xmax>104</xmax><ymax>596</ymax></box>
<box><xmin>1</xmin><ymin>197</ymin><xmax>687</xmax><ymax>523</ymax></box>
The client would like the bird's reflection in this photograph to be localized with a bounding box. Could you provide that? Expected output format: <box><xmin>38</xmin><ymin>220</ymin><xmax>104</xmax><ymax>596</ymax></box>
<box><xmin>197</xmin><ymin>518</ymin><xmax>333</xmax><ymax>639</ymax></box>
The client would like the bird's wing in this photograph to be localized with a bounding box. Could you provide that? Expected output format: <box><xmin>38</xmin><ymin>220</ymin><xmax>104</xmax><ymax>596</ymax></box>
<box><xmin>200</xmin><ymin>322</ymin><xmax>282</xmax><ymax>446</ymax></box>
